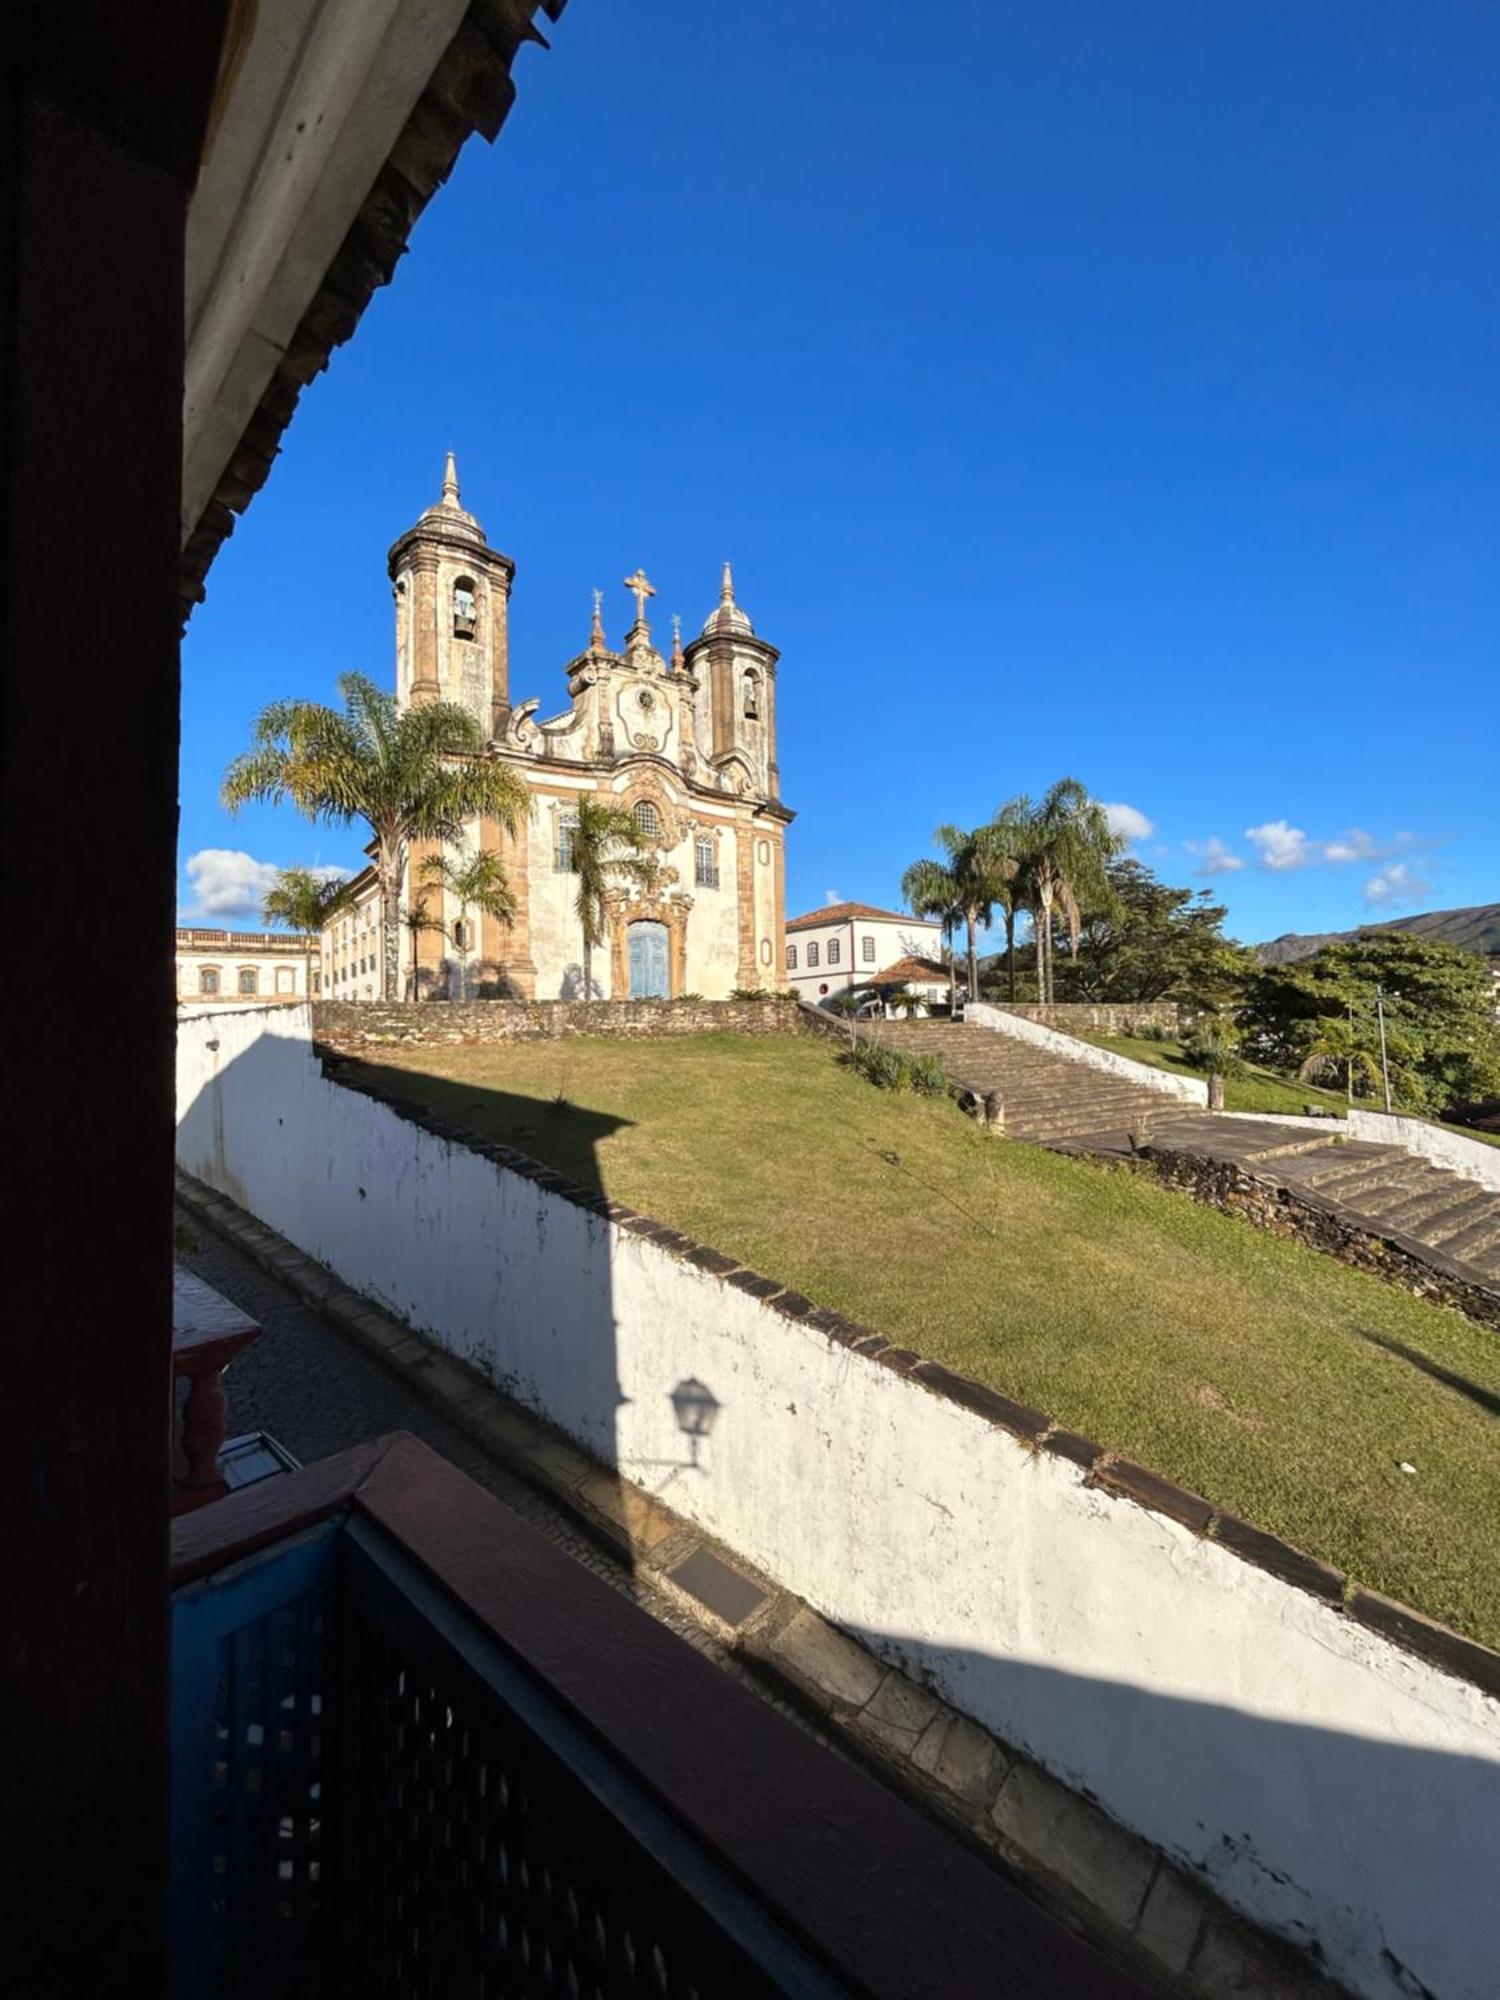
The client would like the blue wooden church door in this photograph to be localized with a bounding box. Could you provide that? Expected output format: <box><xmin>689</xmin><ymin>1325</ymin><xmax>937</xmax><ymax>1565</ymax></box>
<box><xmin>628</xmin><ymin>920</ymin><xmax>669</xmax><ymax>998</ymax></box>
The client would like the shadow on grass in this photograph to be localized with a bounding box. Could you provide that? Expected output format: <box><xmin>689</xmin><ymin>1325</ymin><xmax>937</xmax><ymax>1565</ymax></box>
<box><xmin>328</xmin><ymin>1053</ymin><xmax>629</xmax><ymax>1195</ymax></box>
<box><xmin>1358</xmin><ymin>1327</ymin><xmax>1500</xmax><ymax>1419</ymax></box>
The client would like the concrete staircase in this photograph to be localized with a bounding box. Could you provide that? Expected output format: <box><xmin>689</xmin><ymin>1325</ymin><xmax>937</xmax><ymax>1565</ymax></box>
<box><xmin>854</xmin><ymin>1018</ymin><xmax>1500</xmax><ymax>1293</ymax></box>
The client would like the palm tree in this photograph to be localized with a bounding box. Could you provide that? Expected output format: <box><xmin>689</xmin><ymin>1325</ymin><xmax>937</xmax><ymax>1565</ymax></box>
<box><xmin>222</xmin><ymin>673</ymin><xmax>530</xmax><ymax>1001</ymax></box>
<box><xmin>259</xmin><ymin>865</ymin><xmax>354</xmax><ymax>999</ymax></box>
<box><xmin>1016</xmin><ymin>779</ymin><xmax>1118</xmax><ymax>1004</ymax></box>
<box><xmin>930</xmin><ymin>824</ymin><xmax>1017</xmax><ymax>1005</ymax></box>
<box><xmin>901</xmin><ymin>856</ymin><xmax>963</xmax><ymax>1012</ymax></box>
<box><xmin>567</xmin><ymin>799</ymin><xmax>652</xmax><ymax>1002</ymax></box>
<box><xmin>398</xmin><ymin>901</ymin><xmax>448</xmax><ymax>1001</ymax></box>
<box><xmin>986</xmin><ymin>795</ymin><xmax>1034</xmax><ymax>1002</ymax></box>
<box><xmin>418</xmin><ymin>846</ymin><xmax>517</xmax><ymax>999</ymax></box>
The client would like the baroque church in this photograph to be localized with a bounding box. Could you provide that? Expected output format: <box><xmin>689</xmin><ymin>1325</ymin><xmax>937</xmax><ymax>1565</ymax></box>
<box><xmin>322</xmin><ymin>457</ymin><xmax>791</xmax><ymax>1001</ymax></box>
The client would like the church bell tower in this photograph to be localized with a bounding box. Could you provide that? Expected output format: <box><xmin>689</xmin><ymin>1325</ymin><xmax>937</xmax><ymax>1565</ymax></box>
<box><xmin>387</xmin><ymin>453</ymin><xmax>515</xmax><ymax>737</ymax></box>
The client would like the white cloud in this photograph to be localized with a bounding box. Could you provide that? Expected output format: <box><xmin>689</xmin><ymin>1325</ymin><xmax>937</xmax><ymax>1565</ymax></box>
<box><xmin>182</xmin><ymin>849</ymin><xmax>348</xmax><ymax>922</ymax></box>
<box><xmin>1102</xmin><ymin>802</ymin><xmax>1154</xmax><ymax>844</ymax></box>
<box><xmin>1364</xmin><ymin>862</ymin><xmax>1433</xmax><ymax>910</ymax></box>
<box><xmin>1185</xmin><ymin>837</ymin><xmax>1244</xmax><ymax>877</ymax></box>
<box><xmin>1322</xmin><ymin>828</ymin><xmax>1380</xmax><ymax>864</ymax></box>
<box><xmin>825</xmin><ymin>887</ymin><xmax>841</xmax><ymax>905</ymax></box>
<box><xmin>1244</xmin><ymin>820</ymin><xmax>1313</xmax><ymax>870</ymax></box>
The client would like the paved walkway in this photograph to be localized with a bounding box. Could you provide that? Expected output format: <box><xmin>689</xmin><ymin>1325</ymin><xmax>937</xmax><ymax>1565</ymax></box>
<box><xmin>175</xmin><ymin>1206</ymin><xmax>741</xmax><ymax>1676</ymax></box>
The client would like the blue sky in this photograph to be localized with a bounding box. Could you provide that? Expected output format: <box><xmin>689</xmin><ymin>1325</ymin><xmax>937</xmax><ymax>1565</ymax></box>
<box><xmin>182</xmin><ymin>0</ymin><xmax>1500</xmax><ymax>947</ymax></box>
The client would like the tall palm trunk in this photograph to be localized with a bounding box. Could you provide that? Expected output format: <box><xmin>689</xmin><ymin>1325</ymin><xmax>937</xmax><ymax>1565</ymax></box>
<box><xmin>378</xmin><ymin>836</ymin><xmax>402</xmax><ymax>1003</ymax></box>
<box><xmin>1005</xmin><ymin>906</ymin><xmax>1017</xmax><ymax>1001</ymax></box>
<box><xmin>945</xmin><ymin>917</ymin><xmax>956</xmax><ymax>1013</ymax></box>
<box><xmin>965</xmin><ymin>907</ymin><xmax>980</xmax><ymax>1004</ymax></box>
<box><xmin>582</xmin><ymin>930</ymin><xmax>593</xmax><ymax>1005</ymax></box>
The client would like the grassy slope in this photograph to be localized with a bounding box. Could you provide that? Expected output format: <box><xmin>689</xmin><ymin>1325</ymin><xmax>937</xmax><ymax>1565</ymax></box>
<box><xmin>1082</xmin><ymin>1032</ymin><xmax>1500</xmax><ymax>1144</ymax></box>
<box><xmin>343</xmin><ymin>1032</ymin><xmax>1500</xmax><ymax>1649</ymax></box>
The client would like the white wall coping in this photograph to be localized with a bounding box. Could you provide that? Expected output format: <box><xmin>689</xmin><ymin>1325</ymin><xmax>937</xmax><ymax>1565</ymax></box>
<box><xmin>965</xmin><ymin>1002</ymin><xmax>1210</xmax><ymax>1106</ymax></box>
<box><xmin>1348</xmin><ymin>1109</ymin><xmax>1500</xmax><ymax>1195</ymax></box>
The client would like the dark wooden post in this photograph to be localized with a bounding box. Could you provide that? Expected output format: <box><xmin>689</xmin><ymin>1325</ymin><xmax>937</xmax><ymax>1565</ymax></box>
<box><xmin>2</xmin><ymin>10</ymin><xmax>229</xmax><ymax>1991</ymax></box>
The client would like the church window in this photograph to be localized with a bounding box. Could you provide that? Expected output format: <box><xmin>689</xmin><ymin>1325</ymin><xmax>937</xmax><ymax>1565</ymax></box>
<box><xmin>453</xmin><ymin>578</ymin><xmax>477</xmax><ymax>640</ymax></box>
<box><xmin>694</xmin><ymin>836</ymin><xmax>717</xmax><ymax>888</ymax></box>
<box><xmin>807</xmin><ymin>942</ymin><xmax>820</xmax><ymax>968</ymax></box>
<box><xmin>862</xmin><ymin>936</ymin><xmax>876</xmax><ymax>963</ymax></box>
<box><xmin>634</xmin><ymin>800</ymin><xmax>661</xmax><ymax>841</ymax></box>
<box><xmin>827</xmin><ymin>938</ymin><xmax>841</xmax><ymax>965</ymax></box>
<box><xmin>199</xmin><ymin>967</ymin><xmax>219</xmax><ymax>996</ymax></box>
<box><xmin>238</xmin><ymin>967</ymin><xmax>258</xmax><ymax>996</ymax></box>
<box><xmin>786</xmin><ymin>944</ymin><xmax>798</xmax><ymax>970</ymax></box>
<box><xmin>555</xmin><ymin>813</ymin><xmax>578</xmax><ymax>872</ymax></box>
<box><xmin>742</xmin><ymin>672</ymin><xmax>760</xmax><ymax>720</ymax></box>
<box><xmin>275</xmin><ymin>967</ymin><xmax>294</xmax><ymax>994</ymax></box>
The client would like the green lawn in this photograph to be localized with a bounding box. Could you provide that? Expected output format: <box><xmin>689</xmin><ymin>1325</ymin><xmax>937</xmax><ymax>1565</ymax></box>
<box><xmin>1081</xmin><ymin>1031</ymin><xmax>1500</xmax><ymax>1145</ymax></box>
<box><xmin>1078</xmin><ymin>1031</ymin><xmax>1353</xmax><ymax>1117</ymax></box>
<box><xmin>340</xmin><ymin>1031</ymin><xmax>1500</xmax><ymax>1649</ymax></box>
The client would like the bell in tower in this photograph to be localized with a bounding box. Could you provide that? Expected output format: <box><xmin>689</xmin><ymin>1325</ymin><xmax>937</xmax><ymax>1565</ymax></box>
<box><xmin>682</xmin><ymin>563</ymin><xmax>781</xmax><ymax>802</ymax></box>
<box><xmin>386</xmin><ymin>452</ymin><xmax>517</xmax><ymax>738</ymax></box>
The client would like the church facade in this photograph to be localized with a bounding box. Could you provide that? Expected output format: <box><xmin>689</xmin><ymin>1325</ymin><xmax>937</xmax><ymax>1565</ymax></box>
<box><xmin>321</xmin><ymin>458</ymin><xmax>792</xmax><ymax>1002</ymax></box>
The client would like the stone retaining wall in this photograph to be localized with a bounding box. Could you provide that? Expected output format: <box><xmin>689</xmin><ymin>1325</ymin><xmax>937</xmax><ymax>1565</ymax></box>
<box><xmin>313</xmin><ymin>994</ymin><xmax>799</xmax><ymax>1052</ymax></box>
<box><xmin>988</xmin><ymin>1001</ymin><xmax>1183</xmax><ymax>1035</ymax></box>
<box><xmin>1144</xmin><ymin>1144</ymin><xmax>1500</xmax><ymax>1333</ymax></box>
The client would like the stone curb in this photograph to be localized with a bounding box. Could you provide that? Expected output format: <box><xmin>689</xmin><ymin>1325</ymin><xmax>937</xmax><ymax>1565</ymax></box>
<box><xmin>175</xmin><ymin>1168</ymin><xmax>1348</xmax><ymax>1998</ymax></box>
<box><xmin>284</xmin><ymin>1051</ymin><xmax>1500</xmax><ymax>1711</ymax></box>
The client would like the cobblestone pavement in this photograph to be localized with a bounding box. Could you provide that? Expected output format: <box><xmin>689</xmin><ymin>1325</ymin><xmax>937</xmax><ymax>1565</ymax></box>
<box><xmin>175</xmin><ymin>1206</ymin><xmax>811</xmax><ymax>1710</ymax></box>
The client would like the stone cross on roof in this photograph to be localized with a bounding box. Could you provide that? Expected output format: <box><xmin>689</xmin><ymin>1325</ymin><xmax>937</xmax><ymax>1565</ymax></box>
<box><xmin>623</xmin><ymin>568</ymin><xmax>655</xmax><ymax>625</ymax></box>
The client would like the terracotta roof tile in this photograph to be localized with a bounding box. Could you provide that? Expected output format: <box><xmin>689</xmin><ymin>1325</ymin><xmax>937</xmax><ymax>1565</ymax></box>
<box><xmin>787</xmin><ymin>901</ymin><xmax>934</xmax><ymax>932</ymax></box>
<box><xmin>870</xmin><ymin>956</ymin><xmax>951</xmax><ymax>984</ymax></box>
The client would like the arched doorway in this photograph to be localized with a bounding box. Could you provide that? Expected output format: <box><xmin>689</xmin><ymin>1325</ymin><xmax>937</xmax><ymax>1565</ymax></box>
<box><xmin>628</xmin><ymin>919</ymin><xmax>669</xmax><ymax>998</ymax></box>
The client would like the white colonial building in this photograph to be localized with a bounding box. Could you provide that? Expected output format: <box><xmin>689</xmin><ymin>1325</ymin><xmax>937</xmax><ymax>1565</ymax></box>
<box><xmin>176</xmin><ymin>929</ymin><xmax>316</xmax><ymax>1007</ymax></box>
<box><xmin>784</xmin><ymin>902</ymin><xmax>946</xmax><ymax>1005</ymax></box>
<box><xmin>322</xmin><ymin>457</ymin><xmax>792</xmax><ymax>1002</ymax></box>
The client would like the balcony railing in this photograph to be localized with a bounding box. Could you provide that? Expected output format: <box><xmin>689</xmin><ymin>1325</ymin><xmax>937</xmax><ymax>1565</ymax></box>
<box><xmin>170</xmin><ymin>1434</ymin><xmax>1146</xmax><ymax>1999</ymax></box>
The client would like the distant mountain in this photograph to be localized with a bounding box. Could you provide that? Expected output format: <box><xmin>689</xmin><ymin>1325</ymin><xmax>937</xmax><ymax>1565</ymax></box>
<box><xmin>1255</xmin><ymin>902</ymin><xmax>1500</xmax><ymax>966</ymax></box>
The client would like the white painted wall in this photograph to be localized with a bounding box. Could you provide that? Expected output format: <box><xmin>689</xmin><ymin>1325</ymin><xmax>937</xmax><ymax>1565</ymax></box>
<box><xmin>177</xmin><ymin>1007</ymin><xmax>1500</xmax><ymax>2000</ymax></box>
<box><xmin>1348</xmin><ymin>1109</ymin><xmax>1500</xmax><ymax>1196</ymax></box>
<box><xmin>966</xmin><ymin>1002</ymin><xmax>1210</xmax><ymax>1106</ymax></box>
<box><xmin>786</xmin><ymin>914</ymin><xmax>943</xmax><ymax>1000</ymax></box>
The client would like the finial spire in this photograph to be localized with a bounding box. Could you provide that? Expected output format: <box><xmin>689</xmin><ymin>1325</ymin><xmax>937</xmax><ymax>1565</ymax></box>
<box><xmin>623</xmin><ymin>567</ymin><xmax>656</xmax><ymax>628</ymax></box>
<box><xmin>670</xmin><ymin>613</ymin><xmax>683</xmax><ymax>670</ymax></box>
<box><xmin>720</xmin><ymin>560</ymin><xmax>735</xmax><ymax>605</ymax></box>
<box><xmin>590</xmin><ymin>587</ymin><xmax>606</xmax><ymax>650</ymax></box>
<box><xmin>442</xmin><ymin>449</ymin><xmax>460</xmax><ymax>506</ymax></box>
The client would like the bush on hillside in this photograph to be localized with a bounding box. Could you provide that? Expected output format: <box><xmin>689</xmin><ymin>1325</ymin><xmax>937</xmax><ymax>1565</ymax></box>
<box><xmin>1182</xmin><ymin>1015</ymin><xmax>1246</xmax><ymax>1078</ymax></box>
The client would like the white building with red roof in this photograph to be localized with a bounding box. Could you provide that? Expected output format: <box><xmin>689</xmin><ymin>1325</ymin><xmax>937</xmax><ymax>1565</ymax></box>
<box><xmin>784</xmin><ymin>901</ymin><xmax>944</xmax><ymax>1005</ymax></box>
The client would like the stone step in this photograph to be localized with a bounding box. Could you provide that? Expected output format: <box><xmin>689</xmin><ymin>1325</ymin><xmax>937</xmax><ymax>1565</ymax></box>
<box><xmin>1406</xmin><ymin>1192</ymin><xmax>1500</xmax><ymax>1250</ymax></box>
<box><xmin>1351</xmin><ymin>1180</ymin><xmax>1475</xmax><ymax>1237</ymax></box>
<box><xmin>1288</xmin><ymin>1144</ymin><xmax>1410</xmax><ymax>1185</ymax></box>
<box><xmin>1436</xmin><ymin>1212</ymin><xmax>1500</xmax><ymax>1266</ymax></box>
<box><xmin>1288</xmin><ymin>1155</ymin><xmax>1431</xmax><ymax>1201</ymax></box>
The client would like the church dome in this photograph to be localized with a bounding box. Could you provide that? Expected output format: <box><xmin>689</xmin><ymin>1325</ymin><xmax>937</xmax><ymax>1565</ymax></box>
<box><xmin>700</xmin><ymin>561</ymin><xmax>754</xmax><ymax>637</ymax></box>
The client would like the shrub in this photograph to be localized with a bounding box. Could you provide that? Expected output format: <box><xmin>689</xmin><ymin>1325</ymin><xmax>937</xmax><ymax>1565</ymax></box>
<box><xmin>1137</xmin><ymin>1022</ymin><xmax>1172</xmax><ymax>1042</ymax></box>
<box><xmin>842</xmin><ymin>1040</ymin><xmax>909</xmax><ymax>1090</ymax></box>
<box><xmin>1182</xmin><ymin>1015</ymin><xmax>1245</xmax><ymax>1078</ymax></box>
<box><xmin>730</xmin><ymin>986</ymin><xmax>776</xmax><ymax>1002</ymax></box>
<box><xmin>906</xmin><ymin>1053</ymin><xmax>949</xmax><ymax>1096</ymax></box>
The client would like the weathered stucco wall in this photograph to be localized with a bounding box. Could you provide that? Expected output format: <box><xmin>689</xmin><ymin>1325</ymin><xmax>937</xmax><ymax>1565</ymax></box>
<box><xmin>1349</xmin><ymin>1107</ymin><xmax>1500</xmax><ymax>1196</ymax></box>
<box><xmin>966</xmin><ymin>1002</ymin><xmax>1210</xmax><ymax>1106</ymax></box>
<box><xmin>987</xmin><ymin>1001</ymin><xmax>1183</xmax><ymax>1035</ymax></box>
<box><xmin>177</xmin><ymin>1004</ymin><xmax>1500</xmax><ymax>2000</ymax></box>
<box><xmin>312</xmin><ymin>994</ymin><xmax>799</xmax><ymax>1053</ymax></box>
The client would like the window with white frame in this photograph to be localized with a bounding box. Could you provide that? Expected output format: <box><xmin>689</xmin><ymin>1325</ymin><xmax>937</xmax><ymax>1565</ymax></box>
<box><xmin>807</xmin><ymin>941</ymin><xmax>819</xmax><ymax>967</ymax></box>
<box><xmin>861</xmin><ymin>936</ymin><xmax>876</xmax><ymax>963</ymax></box>
<box><xmin>694</xmin><ymin>835</ymin><xmax>717</xmax><ymax>888</ymax></box>
<box><xmin>786</xmin><ymin>943</ymin><xmax>798</xmax><ymax>969</ymax></box>
<box><xmin>634</xmin><ymin>799</ymin><xmax>661</xmax><ymax>841</ymax></box>
<box><xmin>238</xmin><ymin>967</ymin><xmax>258</xmax><ymax>995</ymax></box>
<box><xmin>199</xmin><ymin>967</ymin><xmax>219</xmax><ymax>996</ymax></box>
<box><xmin>555</xmin><ymin>812</ymin><xmax>577</xmax><ymax>872</ymax></box>
<box><xmin>275</xmin><ymin>966</ymin><xmax>294</xmax><ymax>994</ymax></box>
<box><xmin>827</xmin><ymin>938</ymin><xmax>841</xmax><ymax>965</ymax></box>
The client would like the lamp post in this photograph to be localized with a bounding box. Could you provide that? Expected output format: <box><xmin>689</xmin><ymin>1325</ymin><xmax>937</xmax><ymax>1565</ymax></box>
<box><xmin>1375</xmin><ymin>985</ymin><xmax>1393</xmax><ymax>1113</ymax></box>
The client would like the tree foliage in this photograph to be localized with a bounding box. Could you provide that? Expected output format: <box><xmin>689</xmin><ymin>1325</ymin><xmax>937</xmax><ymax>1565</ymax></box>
<box><xmin>1239</xmin><ymin>932</ymin><xmax>1500</xmax><ymax>1114</ymax></box>
<box><xmin>566</xmin><ymin>798</ymin><xmax>651</xmax><ymax>1002</ymax></box>
<box><xmin>1054</xmin><ymin>858</ymin><xmax>1258</xmax><ymax>1009</ymax></box>
<box><xmin>223</xmin><ymin>673</ymin><xmax>529</xmax><ymax>1001</ymax></box>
